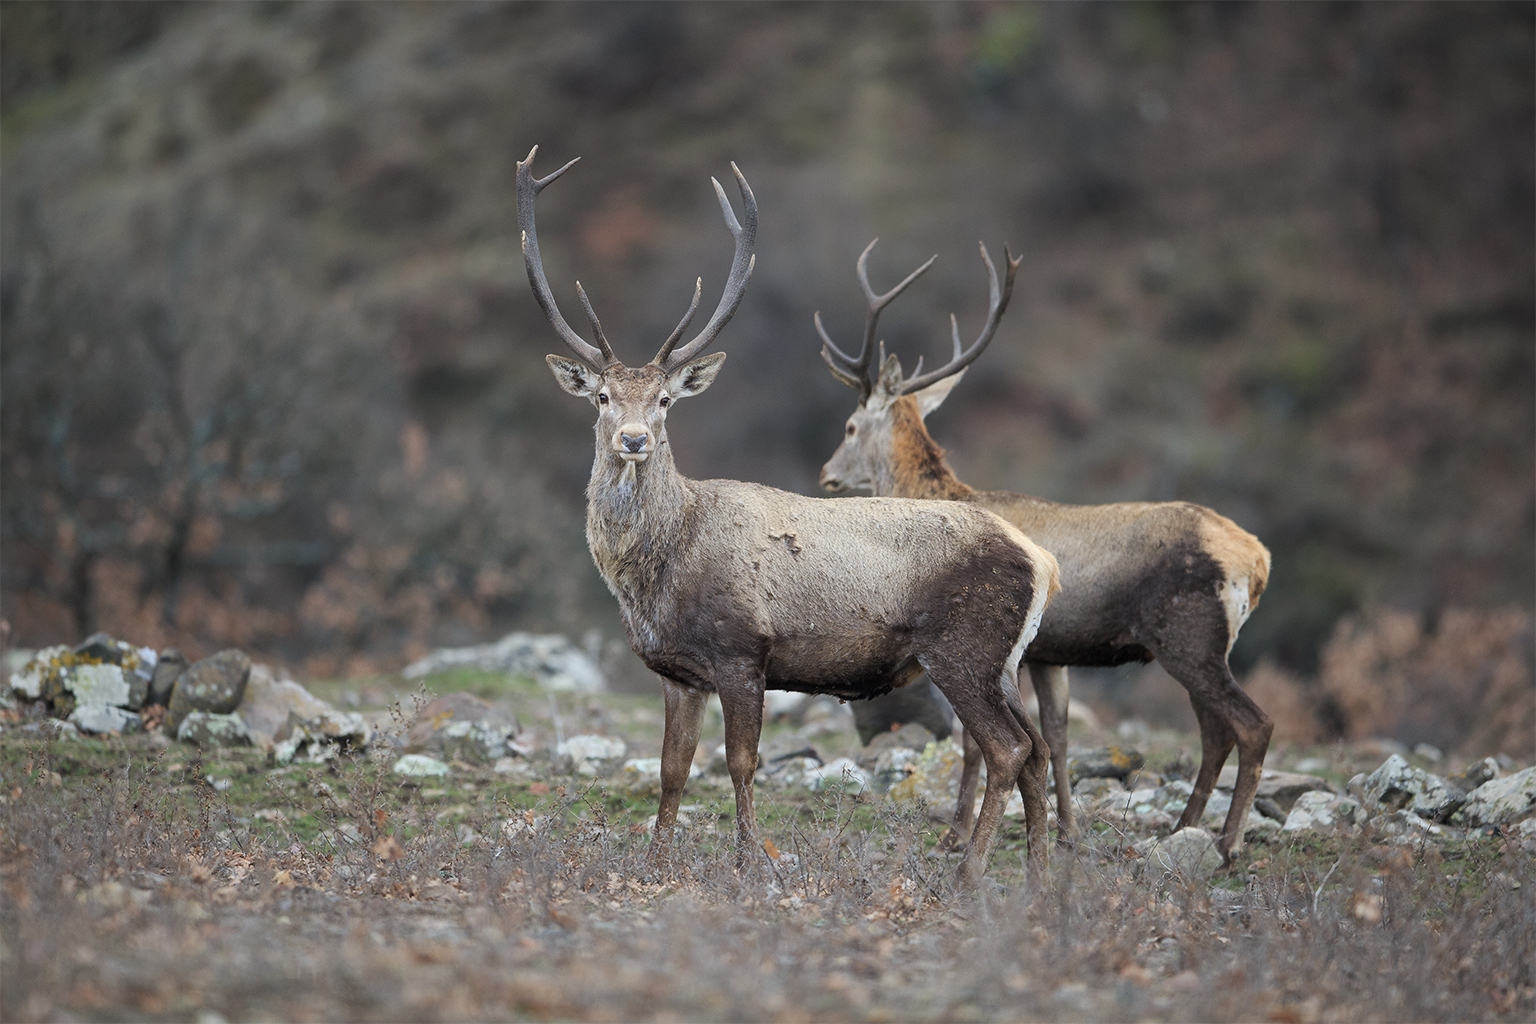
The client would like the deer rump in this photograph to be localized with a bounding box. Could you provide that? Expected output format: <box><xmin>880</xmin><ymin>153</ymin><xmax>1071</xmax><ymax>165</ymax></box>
<box><xmin>613</xmin><ymin>482</ymin><xmax>1051</xmax><ymax>703</ymax></box>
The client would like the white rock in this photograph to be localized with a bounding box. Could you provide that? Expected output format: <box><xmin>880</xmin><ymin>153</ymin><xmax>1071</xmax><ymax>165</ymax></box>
<box><xmin>11</xmin><ymin>646</ymin><xmax>68</xmax><ymax>700</ymax></box>
<box><xmin>1452</xmin><ymin>767</ymin><xmax>1536</xmax><ymax>827</ymax></box>
<box><xmin>67</xmin><ymin>663</ymin><xmax>131</xmax><ymax>708</ymax></box>
<box><xmin>1138</xmin><ymin>827</ymin><xmax>1223</xmax><ymax>883</ymax></box>
<box><xmin>393</xmin><ymin>754</ymin><xmax>450</xmax><ymax>777</ymax></box>
<box><xmin>1378</xmin><ymin>809</ymin><xmax>1447</xmax><ymax>838</ymax></box>
<box><xmin>621</xmin><ymin>757</ymin><xmax>701</xmax><ymax>782</ymax></box>
<box><xmin>69</xmin><ymin>704</ymin><xmax>142</xmax><ymax>735</ymax></box>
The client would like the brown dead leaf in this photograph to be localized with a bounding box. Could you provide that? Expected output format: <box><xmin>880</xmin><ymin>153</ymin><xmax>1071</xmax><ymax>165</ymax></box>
<box><xmin>271</xmin><ymin>869</ymin><xmax>296</xmax><ymax>888</ymax></box>
<box><xmin>763</xmin><ymin>837</ymin><xmax>782</xmax><ymax>860</ymax></box>
<box><xmin>528</xmin><ymin>782</ymin><xmax>550</xmax><ymax>796</ymax></box>
<box><xmin>373</xmin><ymin>835</ymin><xmax>404</xmax><ymax>862</ymax></box>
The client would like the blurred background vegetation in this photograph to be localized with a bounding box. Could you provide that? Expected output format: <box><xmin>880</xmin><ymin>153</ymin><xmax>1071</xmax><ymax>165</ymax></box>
<box><xmin>2</xmin><ymin>2</ymin><xmax>1531</xmax><ymax>753</ymax></box>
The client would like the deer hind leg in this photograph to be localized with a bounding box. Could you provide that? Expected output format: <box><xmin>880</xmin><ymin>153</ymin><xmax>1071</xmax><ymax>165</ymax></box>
<box><xmin>946</xmin><ymin>693</ymin><xmax>1034</xmax><ymax>891</ymax></box>
<box><xmin>1004</xmin><ymin>682</ymin><xmax>1051</xmax><ymax>874</ymax></box>
<box><xmin>652</xmin><ymin>677</ymin><xmax>707</xmax><ymax>867</ymax></box>
<box><xmin>1160</xmin><ymin>635</ymin><xmax>1274</xmax><ymax>863</ymax></box>
<box><xmin>714</xmin><ymin>670</ymin><xmax>767</xmax><ymax>872</ymax></box>
<box><xmin>1027</xmin><ymin>663</ymin><xmax>1074</xmax><ymax>838</ymax></box>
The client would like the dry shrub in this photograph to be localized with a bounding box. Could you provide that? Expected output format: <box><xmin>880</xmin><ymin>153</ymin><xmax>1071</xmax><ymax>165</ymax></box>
<box><xmin>1321</xmin><ymin>606</ymin><xmax>1535</xmax><ymax>759</ymax></box>
<box><xmin>1241</xmin><ymin>660</ymin><xmax>1323</xmax><ymax>746</ymax></box>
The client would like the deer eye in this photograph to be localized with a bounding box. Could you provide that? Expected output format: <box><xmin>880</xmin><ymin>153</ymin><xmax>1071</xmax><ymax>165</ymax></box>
<box><xmin>846</xmin><ymin>423</ymin><xmax>856</xmax><ymax>436</ymax></box>
<box><xmin>658</xmin><ymin>395</ymin><xmax>670</xmax><ymax>408</ymax></box>
<box><xmin>597</xmin><ymin>392</ymin><xmax>609</xmax><ymax>405</ymax></box>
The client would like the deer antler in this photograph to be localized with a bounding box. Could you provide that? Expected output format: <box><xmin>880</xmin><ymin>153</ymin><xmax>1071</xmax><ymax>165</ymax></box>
<box><xmin>517</xmin><ymin>146</ymin><xmax>616</xmax><ymax>370</ymax></box>
<box><xmin>895</xmin><ymin>241</ymin><xmax>1020</xmax><ymax>396</ymax></box>
<box><xmin>653</xmin><ymin>163</ymin><xmax>758</xmax><ymax>370</ymax></box>
<box><xmin>818</xmin><ymin>239</ymin><xmax>937</xmax><ymax>399</ymax></box>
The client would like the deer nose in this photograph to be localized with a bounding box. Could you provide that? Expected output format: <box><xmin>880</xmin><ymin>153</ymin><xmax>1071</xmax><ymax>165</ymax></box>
<box><xmin>619</xmin><ymin>427</ymin><xmax>649</xmax><ymax>453</ymax></box>
<box><xmin>819</xmin><ymin>466</ymin><xmax>846</xmax><ymax>492</ymax></box>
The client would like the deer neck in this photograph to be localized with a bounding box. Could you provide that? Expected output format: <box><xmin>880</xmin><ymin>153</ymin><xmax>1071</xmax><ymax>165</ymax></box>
<box><xmin>585</xmin><ymin>443</ymin><xmax>691</xmax><ymax>606</ymax></box>
<box><xmin>877</xmin><ymin>395</ymin><xmax>975</xmax><ymax>501</ymax></box>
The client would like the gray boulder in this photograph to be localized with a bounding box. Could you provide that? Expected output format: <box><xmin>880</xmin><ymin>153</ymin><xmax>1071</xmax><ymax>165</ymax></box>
<box><xmin>167</xmin><ymin>650</ymin><xmax>252</xmax><ymax>732</ymax></box>
<box><xmin>177</xmin><ymin>712</ymin><xmax>253</xmax><ymax>747</ymax></box>
<box><xmin>1445</xmin><ymin>757</ymin><xmax>1501</xmax><ymax>795</ymax></box>
<box><xmin>1358</xmin><ymin>754</ymin><xmax>1462</xmax><ymax>822</ymax></box>
<box><xmin>402</xmin><ymin>631</ymin><xmax>606</xmax><ymax>693</ymax></box>
<box><xmin>147</xmin><ymin>649</ymin><xmax>188</xmax><ymax>706</ymax></box>
<box><xmin>856</xmin><ymin>722</ymin><xmax>937</xmax><ymax>769</ymax></box>
<box><xmin>1452</xmin><ymin>767</ymin><xmax>1536</xmax><ymax>827</ymax></box>
<box><xmin>237</xmin><ymin>666</ymin><xmax>333</xmax><ymax>749</ymax></box>
<box><xmin>405</xmin><ymin>692</ymin><xmax>516</xmax><ymax>764</ymax></box>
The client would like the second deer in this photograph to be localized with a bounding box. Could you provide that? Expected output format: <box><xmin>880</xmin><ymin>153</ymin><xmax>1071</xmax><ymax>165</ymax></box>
<box><xmin>518</xmin><ymin>149</ymin><xmax>1061</xmax><ymax>888</ymax></box>
<box><xmin>817</xmin><ymin>240</ymin><xmax>1273</xmax><ymax>864</ymax></box>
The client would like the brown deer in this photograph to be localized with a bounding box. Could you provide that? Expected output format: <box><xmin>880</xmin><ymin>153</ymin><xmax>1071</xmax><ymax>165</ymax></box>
<box><xmin>517</xmin><ymin>148</ymin><xmax>1062</xmax><ymax>887</ymax></box>
<box><xmin>817</xmin><ymin>240</ymin><xmax>1273</xmax><ymax>864</ymax></box>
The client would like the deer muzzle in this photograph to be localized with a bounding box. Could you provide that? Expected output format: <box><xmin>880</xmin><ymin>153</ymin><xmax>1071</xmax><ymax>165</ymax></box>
<box><xmin>615</xmin><ymin>425</ymin><xmax>651</xmax><ymax>462</ymax></box>
<box><xmin>818</xmin><ymin>465</ymin><xmax>848</xmax><ymax>492</ymax></box>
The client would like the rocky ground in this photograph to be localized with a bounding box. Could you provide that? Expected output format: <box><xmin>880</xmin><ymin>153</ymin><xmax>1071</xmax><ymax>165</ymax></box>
<box><xmin>1</xmin><ymin>633</ymin><xmax>1532</xmax><ymax>1022</ymax></box>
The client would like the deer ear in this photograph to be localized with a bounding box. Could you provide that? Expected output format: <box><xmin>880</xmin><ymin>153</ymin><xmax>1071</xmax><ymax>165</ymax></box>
<box><xmin>913</xmin><ymin>368</ymin><xmax>967</xmax><ymax>419</ymax></box>
<box><xmin>666</xmin><ymin>351</ymin><xmax>727</xmax><ymax>398</ymax></box>
<box><xmin>874</xmin><ymin>352</ymin><xmax>904</xmax><ymax>397</ymax></box>
<box><xmin>547</xmin><ymin>355</ymin><xmax>601</xmax><ymax>397</ymax></box>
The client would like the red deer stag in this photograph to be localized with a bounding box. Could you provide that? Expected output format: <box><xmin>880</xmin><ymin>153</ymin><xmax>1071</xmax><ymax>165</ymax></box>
<box><xmin>517</xmin><ymin>148</ymin><xmax>1061</xmax><ymax>887</ymax></box>
<box><xmin>817</xmin><ymin>240</ymin><xmax>1273</xmax><ymax>863</ymax></box>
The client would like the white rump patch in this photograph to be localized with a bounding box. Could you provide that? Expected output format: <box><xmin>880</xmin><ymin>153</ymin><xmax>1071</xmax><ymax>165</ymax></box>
<box><xmin>1006</xmin><ymin>569</ymin><xmax>1054</xmax><ymax>679</ymax></box>
<box><xmin>1220</xmin><ymin>576</ymin><xmax>1252</xmax><ymax>654</ymax></box>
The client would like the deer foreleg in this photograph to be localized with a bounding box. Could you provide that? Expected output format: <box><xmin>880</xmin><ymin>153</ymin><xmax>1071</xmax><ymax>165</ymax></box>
<box><xmin>1028</xmin><ymin>663</ymin><xmax>1073</xmax><ymax>837</ymax></box>
<box><xmin>653</xmin><ymin>677</ymin><xmax>707</xmax><ymax>865</ymax></box>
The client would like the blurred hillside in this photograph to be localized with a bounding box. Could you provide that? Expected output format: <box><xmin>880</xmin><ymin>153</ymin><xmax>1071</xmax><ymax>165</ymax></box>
<box><xmin>2</xmin><ymin>3</ymin><xmax>1531</xmax><ymax>746</ymax></box>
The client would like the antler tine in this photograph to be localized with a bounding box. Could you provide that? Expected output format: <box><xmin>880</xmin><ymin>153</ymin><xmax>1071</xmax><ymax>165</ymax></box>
<box><xmin>517</xmin><ymin>146</ymin><xmax>615</xmax><ymax>369</ymax></box>
<box><xmin>653</xmin><ymin>278</ymin><xmax>703</xmax><ymax>364</ymax></box>
<box><xmin>820</xmin><ymin>239</ymin><xmax>938</xmax><ymax>397</ymax></box>
<box><xmin>816</xmin><ymin>311</ymin><xmax>866</xmax><ymax>391</ymax></box>
<box><xmin>655</xmin><ymin>162</ymin><xmax>757</xmax><ymax>369</ymax></box>
<box><xmin>898</xmin><ymin>242</ymin><xmax>1021</xmax><ymax>396</ymax></box>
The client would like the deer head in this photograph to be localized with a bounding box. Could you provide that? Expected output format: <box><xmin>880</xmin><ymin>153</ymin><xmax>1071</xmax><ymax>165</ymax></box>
<box><xmin>519</xmin><ymin>146</ymin><xmax>756</xmax><ymax>480</ymax></box>
<box><xmin>818</xmin><ymin>239</ymin><xmax>1019</xmax><ymax>494</ymax></box>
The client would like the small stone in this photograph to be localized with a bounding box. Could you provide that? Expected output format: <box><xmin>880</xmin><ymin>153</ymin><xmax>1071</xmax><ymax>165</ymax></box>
<box><xmin>1068</xmin><ymin>746</ymin><xmax>1146</xmax><ymax>785</ymax></box>
<box><xmin>1282</xmin><ymin>791</ymin><xmax>1361</xmax><ymax>831</ymax></box>
<box><xmin>68</xmin><ymin>704</ymin><xmax>142</xmax><ymax>735</ymax></box>
<box><xmin>1444</xmin><ymin>757</ymin><xmax>1500</xmax><ymax>795</ymax></box>
<box><xmin>406</xmin><ymin>693</ymin><xmax>513</xmax><ymax>764</ymax></box>
<box><xmin>402</xmin><ymin>631</ymin><xmax>606</xmax><ymax>693</ymax></box>
<box><xmin>393</xmin><ymin>754</ymin><xmax>450</xmax><ymax>777</ymax></box>
<box><xmin>148</xmin><ymin>649</ymin><xmax>188</xmax><ymax>707</ymax></box>
<box><xmin>167</xmin><ymin>650</ymin><xmax>252</xmax><ymax>733</ymax></box>
<box><xmin>760</xmin><ymin>732</ymin><xmax>821</xmax><ymax>766</ymax></box>
<box><xmin>557</xmin><ymin>733</ymin><xmax>626</xmax><ymax>776</ymax></box>
<box><xmin>1137</xmin><ymin>827</ymin><xmax>1223</xmax><ymax>883</ymax></box>
<box><xmin>176</xmin><ymin>712</ymin><xmax>253</xmax><ymax>747</ymax></box>
<box><xmin>805</xmin><ymin>757</ymin><xmax>869</xmax><ymax>794</ymax></box>
<box><xmin>857</xmin><ymin>722</ymin><xmax>937</xmax><ymax>768</ymax></box>
<box><xmin>1216</xmin><ymin>766</ymin><xmax>1335</xmax><ymax>811</ymax></box>
<box><xmin>1377</xmin><ymin>809</ymin><xmax>1448</xmax><ymax>838</ymax></box>
<box><xmin>1413</xmin><ymin>743</ymin><xmax>1443</xmax><ymax>763</ymax></box>
<box><xmin>1073</xmin><ymin>776</ymin><xmax>1124</xmax><ymax>800</ymax></box>
<box><xmin>888</xmin><ymin>739</ymin><xmax>965</xmax><ymax>809</ymax></box>
<box><xmin>1359</xmin><ymin>754</ymin><xmax>1462</xmax><ymax>822</ymax></box>
<box><xmin>871</xmin><ymin>746</ymin><xmax>920</xmax><ymax>794</ymax></box>
<box><xmin>1451</xmin><ymin>767</ymin><xmax>1536</xmax><ymax>827</ymax></box>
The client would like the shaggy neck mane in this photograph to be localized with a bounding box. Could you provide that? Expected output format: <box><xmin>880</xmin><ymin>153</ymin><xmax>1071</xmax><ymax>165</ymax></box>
<box><xmin>890</xmin><ymin>396</ymin><xmax>974</xmax><ymax>501</ymax></box>
<box><xmin>586</xmin><ymin>445</ymin><xmax>690</xmax><ymax>604</ymax></box>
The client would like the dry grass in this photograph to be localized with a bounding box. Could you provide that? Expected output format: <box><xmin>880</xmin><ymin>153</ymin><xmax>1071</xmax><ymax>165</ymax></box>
<box><xmin>1</xmin><ymin>727</ymin><xmax>1530</xmax><ymax>1023</ymax></box>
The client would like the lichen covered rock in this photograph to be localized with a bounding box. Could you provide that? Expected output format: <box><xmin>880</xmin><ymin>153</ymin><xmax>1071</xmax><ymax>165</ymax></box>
<box><xmin>177</xmin><ymin>711</ymin><xmax>253</xmax><ymax>747</ymax></box>
<box><xmin>167</xmin><ymin>650</ymin><xmax>252</xmax><ymax>732</ymax></box>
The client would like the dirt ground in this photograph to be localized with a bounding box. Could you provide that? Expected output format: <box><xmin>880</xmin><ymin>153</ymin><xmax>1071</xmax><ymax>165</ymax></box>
<box><xmin>1</xmin><ymin>670</ymin><xmax>1531</xmax><ymax>1023</ymax></box>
